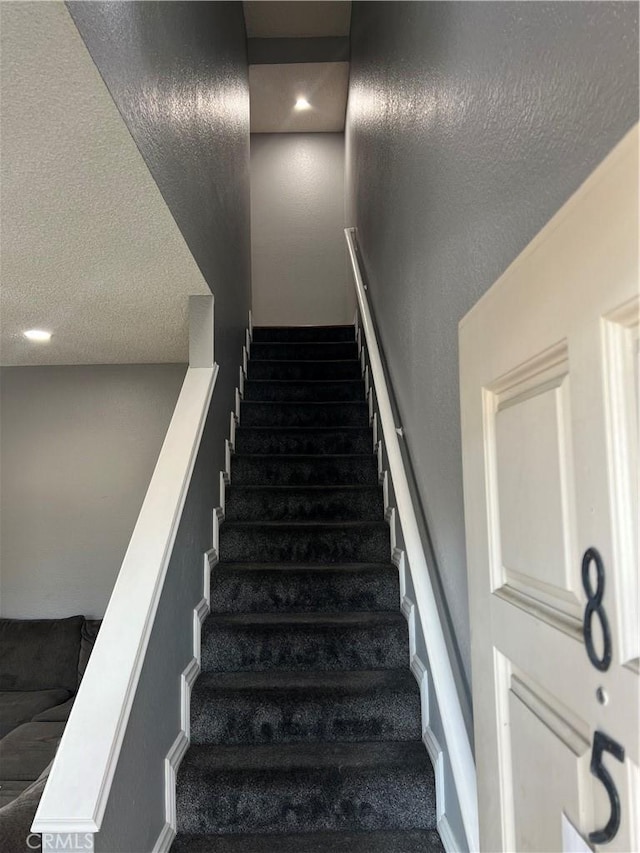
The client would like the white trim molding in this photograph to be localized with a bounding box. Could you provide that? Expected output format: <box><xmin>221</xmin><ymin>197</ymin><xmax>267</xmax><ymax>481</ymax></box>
<box><xmin>154</xmin><ymin>548</ymin><xmax>216</xmax><ymax>853</ymax></box>
<box><xmin>346</xmin><ymin>228</ymin><xmax>479</xmax><ymax>852</ymax></box>
<box><xmin>439</xmin><ymin>813</ymin><xmax>464</xmax><ymax>853</ymax></box>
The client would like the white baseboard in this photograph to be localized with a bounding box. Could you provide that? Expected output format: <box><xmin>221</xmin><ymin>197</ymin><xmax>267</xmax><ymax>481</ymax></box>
<box><xmin>439</xmin><ymin>812</ymin><xmax>464</xmax><ymax>853</ymax></box>
<box><xmin>155</xmin><ymin>728</ymin><xmax>189</xmax><ymax>852</ymax></box>
<box><xmin>155</xmin><ymin>546</ymin><xmax>216</xmax><ymax>852</ymax></box>
<box><xmin>153</xmin><ymin>820</ymin><xmax>174</xmax><ymax>853</ymax></box>
<box><xmin>423</xmin><ymin>726</ymin><xmax>445</xmax><ymax>822</ymax></box>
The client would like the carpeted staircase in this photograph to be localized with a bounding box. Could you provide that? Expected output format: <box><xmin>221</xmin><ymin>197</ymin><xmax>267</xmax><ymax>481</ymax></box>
<box><xmin>172</xmin><ymin>325</ymin><xmax>443</xmax><ymax>853</ymax></box>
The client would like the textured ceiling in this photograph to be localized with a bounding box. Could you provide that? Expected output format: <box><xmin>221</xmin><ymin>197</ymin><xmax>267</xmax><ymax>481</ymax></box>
<box><xmin>250</xmin><ymin>62</ymin><xmax>349</xmax><ymax>132</ymax></box>
<box><xmin>244</xmin><ymin>1</ymin><xmax>351</xmax><ymax>38</ymax></box>
<box><xmin>0</xmin><ymin>2</ymin><xmax>210</xmax><ymax>366</ymax></box>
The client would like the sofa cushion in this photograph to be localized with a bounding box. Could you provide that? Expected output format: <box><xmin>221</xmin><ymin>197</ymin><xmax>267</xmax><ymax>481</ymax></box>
<box><xmin>0</xmin><ymin>781</ymin><xmax>31</xmax><ymax>810</ymax></box>
<box><xmin>0</xmin><ymin>722</ymin><xmax>65</xmax><ymax>782</ymax></box>
<box><xmin>0</xmin><ymin>690</ymin><xmax>71</xmax><ymax>738</ymax></box>
<box><xmin>78</xmin><ymin>619</ymin><xmax>101</xmax><ymax>685</ymax></box>
<box><xmin>0</xmin><ymin>773</ymin><xmax>47</xmax><ymax>851</ymax></box>
<box><xmin>0</xmin><ymin>617</ymin><xmax>83</xmax><ymax>693</ymax></box>
<box><xmin>31</xmin><ymin>697</ymin><xmax>74</xmax><ymax>724</ymax></box>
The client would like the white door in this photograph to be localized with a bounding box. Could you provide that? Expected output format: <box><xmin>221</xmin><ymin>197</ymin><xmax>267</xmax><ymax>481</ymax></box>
<box><xmin>460</xmin><ymin>125</ymin><xmax>639</xmax><ymax>853</ymax></box>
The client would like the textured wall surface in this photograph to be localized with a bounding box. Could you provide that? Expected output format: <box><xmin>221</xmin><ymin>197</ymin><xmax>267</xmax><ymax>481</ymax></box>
<box><xmin>69</xmin><ymin>0</ymin><xmax>251</xmax><ymax>412</ymax></box>
<box><xmin>0</xmin><ymin>2</ymin><xmax>209</xmax><ymax>365</ymax></box>
<box><xmin>95</xmin><ymin>391</ymin><xmax>218</xmax><ymax>852</ymax></box>
<box><xmin>346</xmin><ymin>1</ymin><xmax>639</xmax><ymax>683</ymax></box>
<box><xmin>251</xmin><ymin>133</ymin><xmax>354</xmax><ymax>325</ymax></box>
<box><xmin>0</xmin><ymin>364</ymin><xmax>186</xmax><ymax>619</ymax></box>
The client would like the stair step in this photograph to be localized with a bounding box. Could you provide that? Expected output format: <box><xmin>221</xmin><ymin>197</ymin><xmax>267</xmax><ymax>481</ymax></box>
<box><xmin>190</xmin><ymin>669</ymin><xmax>420</xmax><ymax>746</ymax></box>
<box><xmin>248</xmin><ymin>359</ymin><xmax>362</xmax><ymax>381</ymax></box>
<box><xmin>219</xmin><ymin>520</ymin><xmax>390</xmax><ymax>563</ymax></box>
<box><xmin>234</xmin><ymin>427</ymin><xmax>373</xmax><ymax>455</ymax></box>
<box><xmin>241</xmin><ymin>400</ymin><xmax>368</xmax><ymax>428</ymax></box>
<box><xmin>225</xmin><ymin>484</ymin><xmax>383</xmax><ymax>522</ymax></box>
<box><xmin>201</xmin><ymin>611</ymin><xmax>409</xmax><ymax>673</ymax></box>
<box><xmin>231</xmin><ymin>454</ymin><xmax>378</xmax><ymax>486</ymax></box>
<box><xmin>252</xmin><ymin>325</ymin><xmax>355</xmax><ymax>343</ymax></box>
<box><xmin>176</xmin><ymin>741</ymin><xmax>436</xmax><ymax>836</ymax></box>
<box><xmin>244</xmin><ymin>379</ymin><xmax>365</xmax><ymax>403</ymax></box>
<box><xmin>172</xmin><ymin>829</ymin><xmax>444</xmax><ymax>853</ymax></box>
<box><xmin>210</xmin><ymin>562</ymin><xmax>399</xmax><ymax>613</ymax></box>
<box><xmin>250</xmin><ymin>341</ymin><xmax>358</xmax><ymax>361</ymax></box>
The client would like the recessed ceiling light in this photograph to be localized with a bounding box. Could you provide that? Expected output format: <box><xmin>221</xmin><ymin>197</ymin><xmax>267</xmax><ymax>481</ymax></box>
<box><xmin>24</xmin><ymin>329</ymin><xmax>52</xmax><ymax>342</ymax></box>
<box><xmin>295</xmin><ymin>97</ymin><xmax>311</xmax><ymax>111</ymax></box>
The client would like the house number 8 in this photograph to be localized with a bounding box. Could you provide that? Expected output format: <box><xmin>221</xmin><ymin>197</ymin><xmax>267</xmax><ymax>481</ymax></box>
<box><xmin>581</xmin><ymin>547</ymin><xmax>612</xmax><ymax>671</ymax></box>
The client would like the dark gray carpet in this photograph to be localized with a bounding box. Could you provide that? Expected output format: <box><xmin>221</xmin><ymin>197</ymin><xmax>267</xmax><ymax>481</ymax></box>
<box><xmin>250</xmin><ymin>341</ymin><xmax>358</xmax><ymax>361</ymax></box>
<box><xmin>241</xmin><ymin>401</ymin><xmax>369</xmax><ymax>428</ymax></box>
<box><xmin>173</xmin><ymin>324</ymin><xmax>442</xmax><ymax>852</ymax></box>
<box><xmin>219</xmin><ymin>521</ymin><xmax>390</xmax><ymax>563</ymax></box>
<box><xmin>224</xmin><ymin>485</ymin><xmax>383</xmax><ymax>522</ymax></box>
<box><xmin>248</xmin><ymin>359</ymin><xmax>362</xmax><ymax>381</ymax></box>
<box><xmin>172</xmin><ymin>829</ymin><xmax>444</xmax><ymax>853</ymax></box>
<box><xmin>209</xmin><ymin>564</ymin><xmax>399</xmax><ymax>613</ymax></box>
<box><xmin>234</xmin><ymin>426</ymin><xmax>373</xmax><ymax>455</ymax></box>
<box><xmin>231</xmin><ymin>454</ymin><xmax>379</xmax><ymax>486</ymax></box>
<box><xmin>244</xmin><ymin>379</ymin><xmax>365</xmax><ymax>402</ymax></box>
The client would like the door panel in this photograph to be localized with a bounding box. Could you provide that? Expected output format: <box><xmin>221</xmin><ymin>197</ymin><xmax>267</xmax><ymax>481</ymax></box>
<box><xmin>488</xmin><ymin>347</ymin><xmax>581</xmax><ymax>626</ymax></box>
<box><xmin>460</xmin><ymin>125</ymin><xmax>638</xmax><ymax>852</ymax></box>
<box><xmin>509</xmin><ymin>669</ymin><xmax>591</xmax><ymax>853</ymax></box>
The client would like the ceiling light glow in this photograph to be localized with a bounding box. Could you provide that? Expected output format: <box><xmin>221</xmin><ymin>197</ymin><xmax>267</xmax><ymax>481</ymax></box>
<box><xmin>24</xmin><ymin>329</ymin><xmax>52</xmax><ymax>342</ymax></box>
<box><xmin>295</xmin><ymin>97</ymin><xmax>311</xmax><ymax>111</ymax></box>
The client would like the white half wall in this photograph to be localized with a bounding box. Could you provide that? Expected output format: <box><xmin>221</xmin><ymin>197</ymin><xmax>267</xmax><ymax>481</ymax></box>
<box><xmin>0</xmin><ymin>364</ymin><xmax>186</xmax><ymax>619</ymax></box>
<box><xmin>250</xmin><ymin>133</ymin><xmax>354</xmax><ymax>326</ymax></box>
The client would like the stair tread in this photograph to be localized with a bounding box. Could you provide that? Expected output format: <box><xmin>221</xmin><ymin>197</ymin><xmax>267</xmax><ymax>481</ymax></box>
<box><xmin>226</xmin><ymin>484</ymin><xmax>380</xmax><ymax>490</ymax></box>
<box><xmin>181</xmin><ymin>740</ymin><xmax>431</xmax><ymax>772</ymax></box>
<box><xmin>222</xmin><ymin>520</ymin><xmax>387</xmax><ymax>528</ymax></box>
<box><xmin>243</xmin><ymin>403</ymin><xmax>366</xmax><ymax>409</ymax></box>
<box><xmin>216</xmin><ymin>561</ymin><xmax>396</xmax><ymax>571</ymax></box>
<box><xmin>206</xmin><ymin>611</ymin><xmax>404</xmax><ymax>627</ymax></box>
<box><xmin>233</xmin><ymin>453</ymin><xmax>374</xmax><ymax>459</ymax></box>
<box><xmin>252</xmin><ymin>335</ymin><xmax>356</xmax><ymax>347</ymax></box>
<box><xmin>172</xmin><ymin>829</ymin><xmax>443</xmax><ymax>853</ymax></box>
<box><xmin>236</xmin><ymin>425</ymin><xmax>369</xmax><ymax>431</ymax></box>
<box><xmin>193</xmin><ymin>668</ymin><xmax>416</xmax><ymax>695</ymax></box>
<box><xmin>253</xmin><ymin>325</ymin><xmax>354</xmax><ymax>330</ymax></box>
<box><xmin>245</xmin><ymin>379</ymin><xmax>364</xmax><ymax>386</ymax></box>
<box><xmin>249</xmin><ymin>359</ymin><xmax>360</xmax><ymax>364</ymax></box>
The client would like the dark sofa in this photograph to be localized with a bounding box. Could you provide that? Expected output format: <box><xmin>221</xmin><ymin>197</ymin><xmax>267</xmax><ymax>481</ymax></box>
<box><xmin>0</xmin><ymin>616</ymin><xmax>100</xmax><ymax>850</ymax></box>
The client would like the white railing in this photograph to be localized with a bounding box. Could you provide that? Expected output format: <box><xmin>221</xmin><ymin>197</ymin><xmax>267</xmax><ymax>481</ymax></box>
<box><xmin>33</xmin><ymin>296</ymin><xmax>217</xmax><ymax>840</ymax></box>
<box><xmin>345</xmin><ymin>228</ymin><xmax>480</xmax><ymax>852</ymax></box>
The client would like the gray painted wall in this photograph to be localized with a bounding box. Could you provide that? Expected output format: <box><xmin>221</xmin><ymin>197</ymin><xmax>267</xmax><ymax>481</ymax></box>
<box><xmin>346</xmin><ymin>1</ymin><xmax>639</xmax><ymax>683</ymax></box>
<box><xmin>95</xmin><ymin>391</ymin><xmax>218</xmax><ymax>852</ymax></box>
<box><xmin>68</xmin><ymin>0</ymin><xmax>251</xmax><ymax>465</ymax></box>
<box><xmin>251</xmin><ymin>133</ymin><xmax>354</xmax><ymax>325</ymax></box>
<box><xmin>0</xmin><ymin>365</ymin><xmax>186</xmax><ymax>619</ymax></box>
